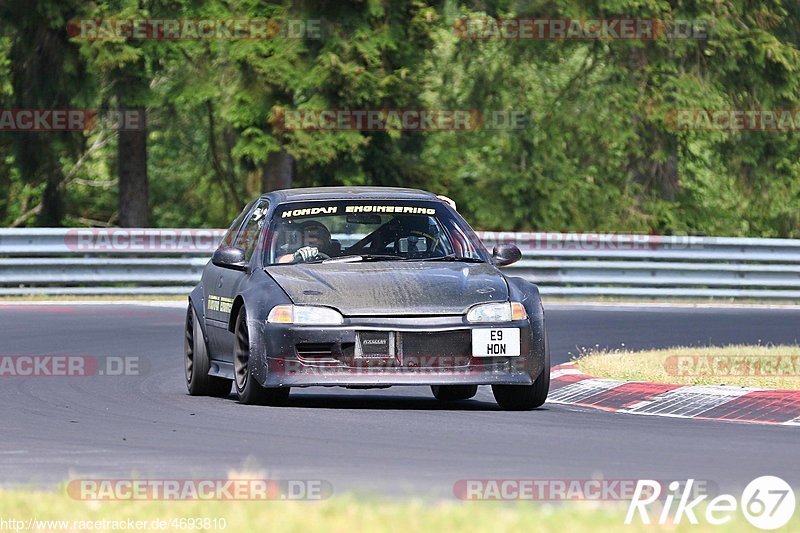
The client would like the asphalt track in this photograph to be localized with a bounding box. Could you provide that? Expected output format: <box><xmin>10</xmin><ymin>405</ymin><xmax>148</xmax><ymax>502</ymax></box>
<box><xmin>1</xmin><ymin>302</ymin><xmax>798</xmax><ymax>498</ymax></box>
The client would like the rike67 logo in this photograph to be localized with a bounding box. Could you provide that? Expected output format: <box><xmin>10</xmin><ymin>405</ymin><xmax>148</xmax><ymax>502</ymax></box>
<box><xmin>626</xmin><ymin>476</ymin><xmax>796</xmax><ymax>530</ymax></box>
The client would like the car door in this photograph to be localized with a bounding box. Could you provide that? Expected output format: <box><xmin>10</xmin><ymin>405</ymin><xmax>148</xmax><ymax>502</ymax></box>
<box><xmin>202</xmin><ymin>204</ymin><xmax>249</xmax><ymax>360</ymax></box>
<box><xmin>206</xmin><ymin>199</ymin><xmax>270</xmax><ymax>361</ymax></box>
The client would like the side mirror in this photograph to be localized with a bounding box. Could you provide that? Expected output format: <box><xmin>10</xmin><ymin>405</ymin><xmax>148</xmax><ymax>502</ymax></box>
<box><xmin>492</xmin><ymin>244</ymin><xmax>521</xmax><ymax>267</ymax></box>
<box><xmin>212</xmin><ymin>246</ymin><xmax>248</xmax><ymax>271</ymax></box>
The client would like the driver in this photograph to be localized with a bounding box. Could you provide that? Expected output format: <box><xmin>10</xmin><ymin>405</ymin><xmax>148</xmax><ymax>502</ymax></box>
<box><xmin>278</xmin><ymin>221</ymin><xmax>334</xmax><ymax>263</ymax></box>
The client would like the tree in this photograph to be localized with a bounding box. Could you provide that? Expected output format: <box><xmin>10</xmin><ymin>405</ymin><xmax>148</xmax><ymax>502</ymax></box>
<box><xmin>1</xmin><ymin>0</ymin><xmax>90</xmax><ymax>227</ymax></box>
<box><xmin>78</xmin><ymin>0</ymin><xmax>154</xmax><ymax>226</ymax></box>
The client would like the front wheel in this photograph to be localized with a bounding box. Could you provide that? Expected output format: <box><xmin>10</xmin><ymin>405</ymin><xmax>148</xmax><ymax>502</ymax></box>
<box><xmin>234</xmin><ymin>308</ymin><xmax>290</xmax><ymax>406</ymax></box>
<box><xmin>492</xmin><ymin>332</ymin><xmax>550</xmax><ymax>411</ymax></box>
<box><xmin>431</xmin><ymin>385</ymin><xmax>478</xmax><ymax>401</ymax></box>
<box><xmin>185</xmin><ymin>304</ymin><xmax>232</xmax><ymax>397</ymax></box>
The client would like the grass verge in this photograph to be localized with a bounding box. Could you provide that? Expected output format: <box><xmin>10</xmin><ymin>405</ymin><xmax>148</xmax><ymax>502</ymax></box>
<box><xmin>574</xmin><ymin>345</ymin><xmax>800</xmax><ymax>389</ymax></box>
<box><xmin>0</xmin><ymin>488</ymin><xmax>794</xmax><ymax>532</ymax></box>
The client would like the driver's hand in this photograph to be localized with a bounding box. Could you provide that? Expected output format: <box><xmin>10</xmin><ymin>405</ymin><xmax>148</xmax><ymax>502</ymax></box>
<box><xmin>293</xmin><ymin>246</ymin><xmax>319</xmax><ymax>262</ymax></box>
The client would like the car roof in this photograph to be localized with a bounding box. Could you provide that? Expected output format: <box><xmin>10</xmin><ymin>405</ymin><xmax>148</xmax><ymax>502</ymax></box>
<box><xmin>260</xmin><ymin>186</ymin><xmax>439</xmax><ymax>204</ymax></box>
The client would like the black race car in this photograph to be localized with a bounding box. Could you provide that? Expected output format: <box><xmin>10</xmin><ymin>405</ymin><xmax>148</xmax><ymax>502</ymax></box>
<box><xmin>185</xmin><ymin>187</ymin><xmax>549</xmax><ymax>410</ymax></box>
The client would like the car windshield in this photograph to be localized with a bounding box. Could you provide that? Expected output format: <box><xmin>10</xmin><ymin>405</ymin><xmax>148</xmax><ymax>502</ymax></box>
<box><xmin>264</xmin><ymin>200</ymin><xmax>490</xmax><ymax>265</ymax></box>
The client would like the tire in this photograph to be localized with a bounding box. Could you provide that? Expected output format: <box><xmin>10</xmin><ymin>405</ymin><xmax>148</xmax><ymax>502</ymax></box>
<box><xmin>492</xmin><ymin>331</ymin><xmax>550</xmax><ymax>411</ymax></box>
<box><xmin>185</xmin><ymin>304</ymin><xmax>232</xmax><ymax>397</ymax></box>
<box><xmin>234</xmin><ymin>308</ymin><xmax>290</xmax><ymax>406</ymax></box>
<box><xmin>431</xmin><ymin>385</ymin><xmax>478</xmax><ymax>401</ymax></box>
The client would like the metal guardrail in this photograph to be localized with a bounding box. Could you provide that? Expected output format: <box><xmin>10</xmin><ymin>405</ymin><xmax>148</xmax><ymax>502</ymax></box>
<box><xmin>2</xmin><ymin>228</ymin><xmax>800</xmax><ymax>299</ymax></box>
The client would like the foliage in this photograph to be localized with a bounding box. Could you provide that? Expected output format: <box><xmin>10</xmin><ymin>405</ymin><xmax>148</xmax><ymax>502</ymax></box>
<box><xmin>0</xmin><ymin>0</ymin><xmax>798</xmax><ymax>235</ymax></box>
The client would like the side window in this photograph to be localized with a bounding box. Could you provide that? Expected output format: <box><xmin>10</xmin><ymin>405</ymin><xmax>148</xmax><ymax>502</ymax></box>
<box><xmin>234</xmin><ymin>200</ymin><xmax>270</xmax><ymax>261</ymax></box>
<box><xmin>220</xmin><ymin>202</ymin><xmax>253</xmax><ymax>248</ymax></box>
<box><xmin>447</xmin><ymin>220</ymin><xmax>482</xmax><ymax>259</ymax></box>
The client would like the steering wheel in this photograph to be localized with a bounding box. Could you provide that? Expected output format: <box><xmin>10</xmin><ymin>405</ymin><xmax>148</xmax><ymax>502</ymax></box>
<box><xmin>291</xmin><ymin>250</ymin><xmax>331</xmax><ymax>264</ymax></box>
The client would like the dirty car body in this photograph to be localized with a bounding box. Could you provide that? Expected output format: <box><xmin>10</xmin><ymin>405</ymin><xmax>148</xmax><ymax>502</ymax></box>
<box><xmin>185</xmin><ymin>187</ymin><xmax>549</xmax><ymax>410</ymax></box>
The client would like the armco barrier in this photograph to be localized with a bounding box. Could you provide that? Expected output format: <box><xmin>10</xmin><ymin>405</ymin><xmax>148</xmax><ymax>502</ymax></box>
<box><xmin>1</xmin><ymin>228</ymin><xmax>800</xmax><ymax>299</ymax></box>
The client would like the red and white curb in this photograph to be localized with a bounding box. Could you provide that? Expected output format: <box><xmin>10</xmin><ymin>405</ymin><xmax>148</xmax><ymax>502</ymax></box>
<box><xmin>548</xmin><ymin>363</ymin><xmax>800</xmax><ymax>426</ymax></box>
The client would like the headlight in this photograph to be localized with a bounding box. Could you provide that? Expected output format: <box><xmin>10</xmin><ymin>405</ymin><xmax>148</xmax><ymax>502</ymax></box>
<box><xmin>267</xmin><ymin>305</ymin><xmax>344</xmax><ymax>325</ymax></box>
<box><xmin>466</xmin><ymin>302</ymin><xmax>526</xmax><ymax>323</ymax></box>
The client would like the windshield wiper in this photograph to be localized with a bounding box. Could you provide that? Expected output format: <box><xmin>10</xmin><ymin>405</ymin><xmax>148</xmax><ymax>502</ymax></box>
<box><xmin>322</xmin><ymin>254</ymin><xmax>404</xmax><ymax>263</ymax></box>
<box><xmin>412</xmin><ymin>254</ymin><xmax>486</xmax><ymax>263</ymax></box>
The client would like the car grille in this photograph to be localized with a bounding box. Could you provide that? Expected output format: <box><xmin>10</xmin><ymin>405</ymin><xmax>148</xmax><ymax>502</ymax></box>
<box><xmin>296</xmin><ymin>343</ymin><xmax>335</xmax><ymax>357</ymax></box>
<box><xmin>399</xmin><ymin>331</ymin><xmax>471</xmax><ymax>359</ymax></box>
<box><xmin>295</xmin><ymin>331</ymin><xmax>473</xmax><ymax>368</ymax></box>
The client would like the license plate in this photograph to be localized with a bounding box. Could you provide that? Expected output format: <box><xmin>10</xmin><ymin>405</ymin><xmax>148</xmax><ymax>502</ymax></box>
<box><xmin>471</xmin><ymin>328</ymin><xmax>520</xmax><ymax>357</ymax></box>
<box><xmin>356</xmin><ymin>331</ymin><xmax>394</xmax><ymax>358</ymax></box>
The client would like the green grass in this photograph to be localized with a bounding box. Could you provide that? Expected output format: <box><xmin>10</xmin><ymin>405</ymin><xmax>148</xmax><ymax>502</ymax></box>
<box><xmin>574</xmin><ymin>345</ymin><xmax>800</xmax><ymax>389</ymax></box>
<box><xmin>0</xmin><ymin>487</ymin><xmax>797</xmax><ymax>532</ymax></box>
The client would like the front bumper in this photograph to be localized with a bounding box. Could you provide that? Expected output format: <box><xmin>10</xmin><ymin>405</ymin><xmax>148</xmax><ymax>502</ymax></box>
<box><xmin>251</xmin><ymin>314</ymin><xmax>545</xmax><ymax>388</ymax></box>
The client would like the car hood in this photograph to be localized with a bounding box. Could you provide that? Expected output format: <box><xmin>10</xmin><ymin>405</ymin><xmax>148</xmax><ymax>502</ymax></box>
<box><xmin>264</xmin><ymin>262</ymin><xmax>508</xmax><ymax>316</ymax></box>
